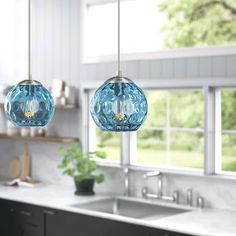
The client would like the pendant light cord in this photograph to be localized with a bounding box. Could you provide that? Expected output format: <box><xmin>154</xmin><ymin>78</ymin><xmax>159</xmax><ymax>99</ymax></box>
<box><xmin>117</xmin><ymin>0</ymin><xmax>121</xmax><ymax>77</ymax></box>
<box><xmin>28</xmin><ymin>0</ymin><xmax>32</xmax><ymax>80</ymax></box>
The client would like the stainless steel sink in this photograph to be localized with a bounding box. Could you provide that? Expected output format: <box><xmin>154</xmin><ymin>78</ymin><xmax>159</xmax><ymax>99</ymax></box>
<box><xmin>71</xmin><ymin>197</ymin><xmax>190</xmax><ymax>220</ymax></box>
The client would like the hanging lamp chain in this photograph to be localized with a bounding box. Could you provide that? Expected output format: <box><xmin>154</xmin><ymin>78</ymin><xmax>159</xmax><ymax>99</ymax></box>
<box><xmin>28</xmin><ymin>0</ymin><xmax>32</xmax><ymax>81</ymax></box>
<box><xmin>117</xmin><ymin>0</ymin><xmax>122</xmax><ymax>77</ymax></box>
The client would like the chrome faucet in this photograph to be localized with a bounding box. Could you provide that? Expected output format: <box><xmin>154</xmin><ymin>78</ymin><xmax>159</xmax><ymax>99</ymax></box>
<box><xmin>144</xmin><ymin>170</ymin><xmax>162</xmax><ymax>198</ymax></box>
<box><xmin>197</xmin><ymin>196</ymin><xmax>204</xmax><ymax>208</ymax></box>
<box><xmin>186</xmin><ymin>188</ymin><xmax>193</xmax><ymax>206</ymax></box>
<box><xmin>141</xmin><ymin>171</ymin><xmax>179</xmax><ymax>204</ymax></box>
<box><xmin>123</xmin><ymin>167</ymin><xmax>129</xmax><ymax>196</ymax></box>
<box><xmin>144</xmin><ymin>170</ymin><xmax>161</xmax><ymax>178</ymax></box>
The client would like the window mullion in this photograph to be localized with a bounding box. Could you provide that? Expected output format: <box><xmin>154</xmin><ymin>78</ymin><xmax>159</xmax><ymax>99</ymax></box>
<box><xmin>215</xmin><ymin>89</ymin><xmax>222</xmax><ymax>173</ymax></box>
<box><xmin>121</xmin><ymin>132</ymin><xmax>136</xmax><ymax>166</ymax></box>
<box><xmin>204</xmin><ymin>86</ymin><xmax>217</xmax><ymax>175</ymax></box>
<box><xmin>82</xmin><ymin>90</ymin><xmax>91</xmax><ymax>153</ymax></box>
<box><xmin>166</xmin><ymin>91</ymin><xmax>171</xmax><ymax>166</ymax></box>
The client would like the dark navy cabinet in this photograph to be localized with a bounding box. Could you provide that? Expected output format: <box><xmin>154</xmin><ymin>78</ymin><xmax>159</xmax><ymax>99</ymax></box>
<box><xmin>0</xmin><ymin>199</ymin><xmax>43</xmax><ymax>236</ymax></box>
<box><xmin>0</xmin><ymin>199</ymin><xmax>17</xmax><ymax>236</ymax></box>
<box><xmin>44</xmin><ymin>207</ymin><xmax>193</xmax><ymax>236</ymax></box>
<box><xmin>0</xmin><ymin>199</ymin><xmax>193</xmax><ymax>236</ymax></box>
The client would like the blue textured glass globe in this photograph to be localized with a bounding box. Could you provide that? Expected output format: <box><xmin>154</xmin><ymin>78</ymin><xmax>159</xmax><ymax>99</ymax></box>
<box><xmin>5</xmin><ymin>80</ymin><xmax>55</xmax><ymax>127</ymax></box>
<box><xmin>90</xmin><ymin>76</ymin><xmax>148</xmax><ymax>132</ymax></box>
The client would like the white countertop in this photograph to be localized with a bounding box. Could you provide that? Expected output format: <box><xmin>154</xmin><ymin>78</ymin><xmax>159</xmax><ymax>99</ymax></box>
<box><xmin>0</xmin><ymin>183</ymin><xmax>235</xmax><ymax>236</ymax></box>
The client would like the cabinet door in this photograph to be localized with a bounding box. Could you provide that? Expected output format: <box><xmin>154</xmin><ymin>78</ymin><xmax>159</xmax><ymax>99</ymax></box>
<box><xmin>0</xmin><ymin>199</ymin><xmax>44</xmax><ymax>236</ymax></box>
<box><xmin>45</xmin><ymin>207</ymin><xmax>196</xmax><ymax>236</ymax></box>
<box><xmin>0</xmin><ymin>199</ymin><xmax>18</xmax><ymax>236</ymax></box>
<box><xmin>45</xmin><ymin>208</ymin><xmax>156</xmax><ymax>236</ymax></box>
<box><xmin>16</xmin><ymin>202</ymin><xmax>44</xmax><ymax>236</ymax></box>
<box><xmin>44</xmin><ymin>209</ymin><xmax>86</xmax><ymax>236</ymax></box>
<box><xmin>17</xmin><ymin>223</ymin><xmax>43</xmax><ymax>236</ymax></box>
<box><xmin>44</xmin><ymin>208</ymin><xmax>194</xmax><ymax>236</ymax></box>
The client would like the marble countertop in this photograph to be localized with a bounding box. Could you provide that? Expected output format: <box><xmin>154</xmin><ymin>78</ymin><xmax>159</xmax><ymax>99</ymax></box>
<box><xmin>0</xmin><ymin>183</ymin><xmax>235</xmax><ymax>236</ymax></box>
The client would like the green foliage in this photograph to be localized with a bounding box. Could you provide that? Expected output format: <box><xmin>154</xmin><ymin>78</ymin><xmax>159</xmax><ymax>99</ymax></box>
<box><xmin>143</xmin><ymin>90</ymin><xmax>204</xmax><ymax>129</ymax></box>
<box><xmin>96</xmin><ymin>130</ymin><xmax>120</xmax><ymax>148</ymax></box>
<box><xmin>136</xmin><ymin>90</ymin><xmax>204</xmax><ymax>169</ymax></box>
<box><xmin>143</xmin><ymin>91</ymin><xmax>167</xmax><ymax>127</ymax></box>
<box><xmin>58</xmin><ymin>143</ymin><xmax>106</xmax><ymax>183</ymax></box>
<box><xmin>96</xmin><ymin>130</ymin><xmax>121</xmax><ymax>161</ymax></box>
<box><xmin>159</xmin><ymin>0</ymin><xmax>236</xmax><ymax>48</ymax></box>
<box><xmin>222</xmin><ymin>91</ymin><xmax>236</xmax><ymax>130</ymax></box>
<box><xmin>170</xmin><ymin>91</ymin><xmax>204</xmax><ymax>128</ymax></box>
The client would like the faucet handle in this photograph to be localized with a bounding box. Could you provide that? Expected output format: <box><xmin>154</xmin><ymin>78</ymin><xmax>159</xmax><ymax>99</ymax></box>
<box><xmin>197</xmin><ymin>196</ymin><xmax>204</xmax><ymax>208</ymax></box>
<box><xmin>186</xmin><ymin>188</ymin><xmax>193</xmax><ymax>206</ymax></box>
<box><xmin>173</xmin><ymin>191</ymin><xmax>179</xmax><ymax>204</ymax></box>
<box><xmin>141</xmin><ymin>186</ymin><xmax>148</xmax><ymax>199</ymax></box>
<box><xmin>123</xmin><ymin>167</ymin><xmax>129</xmax><ymax>174</ymax></box>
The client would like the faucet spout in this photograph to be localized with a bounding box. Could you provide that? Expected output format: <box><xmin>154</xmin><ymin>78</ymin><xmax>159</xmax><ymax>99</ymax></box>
<box><xmin>142</xmin><ymin>171</ymin><xmax>163</xmax><ymax>199</ymax></box>
<box><xmin>143</xmin><ymin>170</ymin><xmax>161</xmax><ymax>178</ymax></box>
<box><xmin>157</xmin><ymin>175</ymin><xmax>163</xmax><ymax>198</ymax></box>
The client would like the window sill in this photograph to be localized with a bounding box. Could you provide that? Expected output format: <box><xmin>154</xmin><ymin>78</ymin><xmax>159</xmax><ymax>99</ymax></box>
<box><xmin>96</xmin><ymin>160</ymin><xmax>122</xmax><ymax>169</ymax></box>
<box><xmin>128</xmin><ymin>164</ymin><xmax>204</xmax><ymax>176</ymax></box>
<box><xmin>96</xmin><ymin>161</ymin><xmax>236</xmax><ymax>182</ymax></box>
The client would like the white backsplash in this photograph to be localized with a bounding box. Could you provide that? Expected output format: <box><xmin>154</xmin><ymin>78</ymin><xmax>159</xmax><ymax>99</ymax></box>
<box><xmin>2</xmin><ymin>141</ymin><xmax>236</xmax><ymax>211</ymax></box>
<box><xmin>128</xmin><ymin>169</ymin><xmax>236</xmax><ymax>210</ymax></box>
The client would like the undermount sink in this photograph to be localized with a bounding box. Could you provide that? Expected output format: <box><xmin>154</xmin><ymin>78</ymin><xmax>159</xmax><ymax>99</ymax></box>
<box><xmin>71</xmin><ymin>197</ymin><xmax>190</xmax><ymax>220</ymax></box>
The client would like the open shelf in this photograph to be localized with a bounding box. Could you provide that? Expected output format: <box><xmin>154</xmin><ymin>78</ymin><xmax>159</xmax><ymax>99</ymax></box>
<box><xmin>0</xmin><ymin>103</ymin><xmax>79</xmax><ymax>143</ymax></box>
<box><xmin>0</xmin><ymin>134</ymin><xmax>79</xmax><ymax>143</ymax></box>
<box><xmin>0</xmin><ymin>103</ymin><xmax>79</xmax><ymax>110</ymax></box>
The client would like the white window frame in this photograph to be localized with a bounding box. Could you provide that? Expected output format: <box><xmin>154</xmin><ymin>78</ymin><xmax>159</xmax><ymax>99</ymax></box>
<box><xmin>131</xmin><ymin>89</ymin><xmax>205</xmax><ymax>171</ymax></box>
<box><xmin>80</xmin><ymin>0</ymin><xmax>236</xmax><ymax>64</ymax></box>
<box><xmin>81</xmin><ymin>78</ymin><xmax>236</xmax><ymax>178</ymax></box>
<box><xmin>216</xmin><ymin>88</ymin><xmax>236</xmax><ymax>176</ymax></box>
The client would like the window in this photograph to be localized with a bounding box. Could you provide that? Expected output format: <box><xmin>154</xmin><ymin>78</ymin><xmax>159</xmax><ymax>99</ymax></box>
<box><xmin>82</xmin><ymin>0</ymin><xmax>236</xmax><ymax>61</ymax></box>
<box><xmin>133</xmin><ymin>90</ymin><xmax>204</xmax><ymax>170</ymax></box>
<box><xmin>220</xmin><ymin>89</ymin><xmax>236</xmax><ymax>172</ymax></box>
<box><xmin>88</xmin><ymin>91</ymin><xmax>121</xmax><ymax>162</ymax></box>
<box><xmin>96</xmin><ymin>129</ymin><xmax>121</xmax><ymax>161</ymax></box>
<box><xmin>85</xmin><ymin>80</ymin><xmax>236</xmax><ymax>177</ymax></box>
<box><xmin>84</xmin><ymin>0</ymin><xmax>165</xmax><ymax>58</ymax></box>
<box><xmin>0</xmin><ymin>0</ymin><xmax>27</xmax><ymax>83</ymax></box>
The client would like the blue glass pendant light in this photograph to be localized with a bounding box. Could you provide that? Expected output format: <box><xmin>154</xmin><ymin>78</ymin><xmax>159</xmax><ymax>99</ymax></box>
<box><xmin>4</xmin><ymin>0</ymin><xmax>54</xmax><ymax>127</ymax></box>
<box><xmin>90</xmin><ymin>0</ymin><xmax>148</xmax><ymax>132</ymax></box>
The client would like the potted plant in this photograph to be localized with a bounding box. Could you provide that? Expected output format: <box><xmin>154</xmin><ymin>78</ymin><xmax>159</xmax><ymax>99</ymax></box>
<box><xmin>58</xmin><ymin>142</ymin><xmax>106</xmax><ymax>195</ymax></box>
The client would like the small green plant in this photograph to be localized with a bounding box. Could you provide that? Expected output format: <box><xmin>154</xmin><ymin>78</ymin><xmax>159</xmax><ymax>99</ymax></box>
<box><xmin>58</xmin><ymin>142</ymin><xmax>106</xmax><ymax>183</ymax></box>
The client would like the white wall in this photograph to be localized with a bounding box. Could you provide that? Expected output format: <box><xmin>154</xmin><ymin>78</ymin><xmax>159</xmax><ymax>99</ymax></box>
<box><xmin>0</xmin><ymin>0</ymin><xmax>236</xmax><ymax>211</ymax></box>
<box><xmin>0</xmin><ymin>0</ymin><xmax>81</xmax><ymax>137</ymax></box>
<box><xmin>0</xmin><ymin>0</ymin><xmax>82</xmax><ymax>182</ymax></box>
